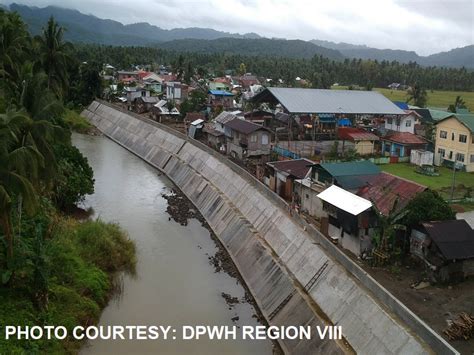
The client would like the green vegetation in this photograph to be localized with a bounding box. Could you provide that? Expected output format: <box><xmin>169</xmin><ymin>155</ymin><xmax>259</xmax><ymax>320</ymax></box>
<box><xmin>332</xmin><ymin>86</ymin><xmax>474</xmax><ymax>111</ymax></box>
<box><xmin>401</xmin><ymin>190</ymin><xmax>456</xmax><ymax>227</ymax></box>
<box><xmin>380</xmin><ymin>163</ymin><xmax>474</xmax><ymax>200</ymax></box>
<box><xmin>63</xmin><ymin>109</ymin><xmax>93</xmax><ymax>134</ymax></box>
<box><xmin>0</xmin><ymin>215</ymin><xmax>135</xmax><ymax>353</ymax></box>
<box><xmin>74</xmin><ymin>44</ymin><xmax>474</xmax><ymax>92</ymax></box>
<box><xmin>1</xmin><ymin>10</ymin><xmax>136</xmax><ymax>353</ymax></box>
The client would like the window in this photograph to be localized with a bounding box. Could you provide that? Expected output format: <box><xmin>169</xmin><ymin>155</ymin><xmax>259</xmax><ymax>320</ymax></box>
<box><xmin>387</xmin><ymin>118</ymin><xmax>393</xmax><ymax>125</ymax></box>
<box><xmin>471</xmin><ymin>154</ymin><xmax>474</xmax><ymax>163</ymax></box>
<box><xmin>250</xmin><ymin>134</ymin><xmax>257</xmax><ymax>143</ymax></box>
<box><xmin>261</xmin><ymin>134</ymin><xmax>269</xmax><ymax>145</ymax></box>
<box><xmin>449</xmin><ymin>151</ymin><xmax>453</xmax><ymax>159</ymax></box>
<box><xmin>452</xmin><ymin>132</ymin><xmax>455</xmax><ymax>141</ymax></box>
<box><xmin>405</xmin><ymin>120</ymin><xmax>411</xmax><ymax>127</ymax></box>
<box><xmin>456</xmin><ymin>153</ymin><xmax>465</xmax><ymax>162</ymax></box>
<box><xmin>459</xmin><ymin>134</ymin><xmax>467</xmax><ymax>143</ymax></box>
<box><xmin>438</xmin><ymin>148</ymin><xmax>445</xmax><ymax>157</ymax></box>
<box><xmin>440</xmin><ymin>130</ymin><xmax>447</xmax><ymax>139</ymax></box>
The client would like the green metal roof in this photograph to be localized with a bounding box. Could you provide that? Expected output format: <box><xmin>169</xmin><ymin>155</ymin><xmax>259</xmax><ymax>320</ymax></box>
<box><xmin>455</xmin><ymin>113</ymin><xmax>474</xmax><ymax>133</ymax></box>
<box><xmin>318</xmin><ymin>160</ymin><xmax>381</xmax><ymax>177</ymax></box>
<box><xmin>429</xmin><ymin>108</ymin><xmax>454</xmax><ymax>121</ymax></box>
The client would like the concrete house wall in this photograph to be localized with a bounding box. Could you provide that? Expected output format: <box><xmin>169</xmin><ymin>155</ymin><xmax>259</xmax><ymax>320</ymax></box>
<box><xmin>435</xmin><ymin>117</ymin><xmax>474</xmax><ymax>172</ymax></box>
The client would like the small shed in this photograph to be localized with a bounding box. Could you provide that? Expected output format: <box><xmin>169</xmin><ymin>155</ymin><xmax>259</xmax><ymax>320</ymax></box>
<box><xmin>410</xmin><ymin>149</ymin><xmax>434</xmax><ymax>166</ymax></box>
<box><xmin>411</xmin><ymin>220</ymin><xmax>474</xmax><ymax>282</ymax></box>
<box><xmin>188</xmin><ymin>119</ymin><xmax>204</xmax><ymax>139</ymax></box>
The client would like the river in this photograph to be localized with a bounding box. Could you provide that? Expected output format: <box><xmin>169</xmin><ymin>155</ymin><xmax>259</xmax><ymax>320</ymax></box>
<box><xmin>73</xmin><ymin>133</ymin><xmax>272</xmax><ymax>354</ymax></box>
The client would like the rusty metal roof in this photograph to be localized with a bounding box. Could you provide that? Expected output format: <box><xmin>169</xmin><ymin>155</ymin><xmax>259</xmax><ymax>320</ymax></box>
<box><xmin>357</xmin><ymin>172</ymin><xmax>426</xmax><ymax>216</ymax></box>
<box><xmin>383</xmin><ymin>132</ymin><xmax>427</xmax><ymax>145</ymax></box>
<box><xmin>338</xmin><ymin>127</ymin><xmax>379</xmax><ymax>141</ymax></box>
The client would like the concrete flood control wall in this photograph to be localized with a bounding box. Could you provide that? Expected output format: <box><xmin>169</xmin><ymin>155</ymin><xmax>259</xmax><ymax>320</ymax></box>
<box><xmin>82</xmin><ymin>101</ymin><xmax>458</xmax><ymax>355</ymax></box>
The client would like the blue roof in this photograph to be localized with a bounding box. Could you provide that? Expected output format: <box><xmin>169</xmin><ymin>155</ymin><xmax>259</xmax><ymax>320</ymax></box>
<box><xmin>393</xmin><ymin>101</ymin><xmax>409</xmax><ymax>110</ymax></box>
<box><xmin>338</xmin><ymin>118</ymin><xmax>352</xmax><ymax>127</ymax></box>
<box><xmin>209</xmin><ymin>90</ymin><xmax>233</xmax><ymax>96</ymax></box>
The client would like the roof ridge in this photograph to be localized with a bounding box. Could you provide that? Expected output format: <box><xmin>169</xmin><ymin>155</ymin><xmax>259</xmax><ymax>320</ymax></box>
<box><xmin>380</xmin><ymin>171</ymin><xmax>427</xmax><ymax>188</ymax></box>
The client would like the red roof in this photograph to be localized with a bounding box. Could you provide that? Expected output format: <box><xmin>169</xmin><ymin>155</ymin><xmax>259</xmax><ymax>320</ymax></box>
<box><xmin>357</xmin><ymin>172</ymin><xmax>426</xmax><ymax>216</ymax></box>
<box><xmin>159</xmin><ymin>74</ymin><xmax>178</xmax><ymax>82</ymax></box>
<box><xmin>338</xmin><ymin>127</ymin><xmax>379</xmax><ymax>141</ymax></box>
<box><xmin>137</xmin><ymin>71</ymin><xmax>151</xmax><ymax>80</ymax></box>
<box><xmin>383</xmin><ymin>132</ymin><xmax>426</xmax><ymax>145</ymax></box>
<box><xmin>267</xmin><ymin>158</ymin><xmax>315</xmax><ymax>179</ymax></box>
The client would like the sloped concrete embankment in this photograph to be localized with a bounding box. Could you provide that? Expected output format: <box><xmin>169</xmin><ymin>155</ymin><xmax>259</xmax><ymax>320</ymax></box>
<box><xmin>82</xmin><ymin>101</ymin><xmax>457</xmax><ymax>355</ymax></box>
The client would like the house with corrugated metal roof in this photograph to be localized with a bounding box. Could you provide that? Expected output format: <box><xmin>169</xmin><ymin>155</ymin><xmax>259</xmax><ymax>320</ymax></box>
<box><xmin>380</xmin><ymin>132</ymin><xmax>428</xmax><ymax>158</ymax></box>
<box><xmin>266</xmin><ymin>158</ymin><xmax>314</xmax><ymax>200</ymax></box>
<box><xmin>208</xmin><ymin>90</ymin><xmax>234</xmax><ymax>109</ymax></box>
<box><xmin>338</xmin><ymin>127</ymin><xmax>380</xmax><ymax>155</ymax></box>
<box><xmin>253</xmin><ymin>87</ymin><xmax>404</xmax><ymax>115</ymax></box>
<box><xmin>310</xmin><ymin>160</ymin><xmax>381</xmax><ymax>191</ymax></box>
<box><xmin>223</xmin><ymin>118</ymin><xmax>271</xmax><ymax>159</ymax></box>
<box><xmin>411</xmin><ymin>220</ymin><xmax>474</xmax><ymax>282</ymax></box>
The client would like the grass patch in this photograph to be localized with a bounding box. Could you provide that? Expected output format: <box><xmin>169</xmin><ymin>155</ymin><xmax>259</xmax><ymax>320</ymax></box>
<box><xmin>331</xmin><ymin>86</ymin><xmax>474</xmax><ymax>111</ymax></box>
<box><xmin>380</xmin><ymin>163</ymin><xmax>474</xmax><ymax>199</ymax></box>
<box><xmin>63</xmin><ymin>109</ymin><xmax>93</xmax><ymax>134</ymax></box>
<box><xmin>0</xmin><ymin>218</ymin><xmax>136</xmax><ymax>354</ymax></box>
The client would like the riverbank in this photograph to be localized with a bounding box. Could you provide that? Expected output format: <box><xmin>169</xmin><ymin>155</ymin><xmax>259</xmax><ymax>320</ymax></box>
<box><xmin>0</xmin><ymin>216</ymin><xmax>136</xmax><ymax>354</ymax></box>
<box><xmin>162</xmin><ymin>187</ymin><xmax>283</xmax><ymax>354</ymax></box>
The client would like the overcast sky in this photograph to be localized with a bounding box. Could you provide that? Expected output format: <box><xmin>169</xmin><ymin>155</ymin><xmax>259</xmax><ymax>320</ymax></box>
<box><xmin>4</xmin><ymin>0</ymin><xmax>474</xmax><ymax>55</ymax></box>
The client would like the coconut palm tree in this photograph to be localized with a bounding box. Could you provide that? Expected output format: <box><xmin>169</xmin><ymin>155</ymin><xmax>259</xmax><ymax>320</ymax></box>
<box><xmin>0</xmin><ymin>110</ymin><xmax>44</xmax><ymax>261</ymax></box>
<box><xmin>406</xmin><ymin>83</ymin><xmax>428</xmax><ymax>108</ymax></box>
<box><xmin>35</xmin><ymin>17</ymin><xmax>72</xmax><ymax>98</ymax></box>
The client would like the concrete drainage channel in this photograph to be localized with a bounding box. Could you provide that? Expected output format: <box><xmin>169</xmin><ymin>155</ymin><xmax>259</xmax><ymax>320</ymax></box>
<box><xmin>82</xmin><ymin>100</ymin><xmax>458</xmax><ymax>355</ymax></box>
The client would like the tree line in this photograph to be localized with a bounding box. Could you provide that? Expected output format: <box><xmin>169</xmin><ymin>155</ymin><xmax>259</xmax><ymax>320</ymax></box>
<box><xmin>74</xmin><ymin>44</ymin><xmax>474</xmax><ymax>91</ymax></box>
<box><xmin>0</xmin><ymin>10</ymin><xmax>97</xmax><ymax>290</ymax></box>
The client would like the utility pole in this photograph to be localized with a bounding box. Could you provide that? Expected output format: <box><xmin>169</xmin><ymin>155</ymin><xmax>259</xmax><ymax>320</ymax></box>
<box><xmin>450</xmin><ymin>157</ymin><xmax>457</xmax><ymax>202</ymax></box>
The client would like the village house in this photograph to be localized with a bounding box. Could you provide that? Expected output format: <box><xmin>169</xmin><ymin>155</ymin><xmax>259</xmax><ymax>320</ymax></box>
<box><xmin>208</xmin><ymin>90</ymin><xmax>234</xmax><ymax>109</ymax></box>
<box><xmin>434</xmin><ymin>113</ymin><xmax>474</xmax><ymax>172</ymax></box>
<box><xmin>135</xmin><ymin>96</ymin><xmax>160</xmax><ymax>114</ymax></box>
<box><xmin>117</xmin><ymin>70</ymin><xmax>140</xmax><ymax>82</ymax></box>
<box><xmin>142</xmin><ymin>73</ymin><xmax>164</xmax><ymax>93</ymax></box>
<box><xmin>151</xmin><ymin>100</ymin><xmax>181</xmax><ymax>121</ymax></box>
<box><xmin>239</xmin><ymin>74</ymin><xmax>260</xmax><ymax>89</ymax></box>
<box><xmin>316</xmin><ymin>171</ymin><xmax>426</xmax><ymax>256</ymax></box>
<box><xmin>223</xmin><ymin>118</ymin><xmax>271</xmax><ymax>160</ymax></box>
<box><xmin>244</xmin><ymin>110</ymin><xmax>274</xmax><ymax>126</ymax></box>
<box><xmin>125</xmin><ymin>87</ymin><xmax>150</xmax><ymax>110</ymax></box>
<box><xmin>203</xmin><ymin>124</ymin><xmax>225</xmax><ymax>151</ymax></box>
<box><xmin>209</xmin><ymin>77</ymin><xmax>231</xmax><ymax>92</ymax></box>
<box><xmin>265</xmin><ymin>158</ymin><xmax>314</xmax><ymax>201</ymax></box>
<box><xmin>381</xmin><ymin>132</ymin><xmax>428</xmax><ymax>158</ymax></box>
<box><xmin>213</xmin><ymin>111</ymin><xmax>239</xmax><ymax>133</ymax></box>
<box><xmin>411</xmin><ymin>220</ymin><xmax>474</xmax><ymax>282</ymax></box>
<box><xmin>166</xmin><ymin>82</ymin><xmax>186</xmax><ymax>102</ymax></box>
<box><xmin>384</xmin><ymin>110</ymin><xmax>422</xmax><ymax>135</ymax></box>
<box><xmin>337</xmin><ymin>127</ymin><xmax>380</xmax><ymax>155</ymax></box>
<box><xmin>310</xmin><ymin>160</ymin><xmax>381</xmax><ymax>191</ymax></box>
<box><xmin>317</xmin><ymin>185</ymin><xmax>374</xmax><ymax>254</ymax></box>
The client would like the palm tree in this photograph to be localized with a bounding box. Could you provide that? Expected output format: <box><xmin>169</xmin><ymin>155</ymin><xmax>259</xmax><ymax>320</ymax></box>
<box><xmin>35</xmin><ymin>17</ymin><xmax>72</xmax><ymax>98</ymax></box>
<box><xmin>448</xmin><ymin>96</ymin><xmax>466</xmax><ymax>113</ymax></box>
<box><xmin>406</xmin><ymin>83</ymin><xmax>427</xmax><ymax>108</ymax></box>
<box><xmin>0</xmin><ymin>110</ymin><xmax>44</xmax><ymax>260</ymax></box>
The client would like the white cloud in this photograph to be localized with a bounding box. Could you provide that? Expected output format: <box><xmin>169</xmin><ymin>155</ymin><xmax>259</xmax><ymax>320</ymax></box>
<box><xmin>3</xmin><ymin>0</ymin><xmax>473</xmax><ymax>55</ymax></box>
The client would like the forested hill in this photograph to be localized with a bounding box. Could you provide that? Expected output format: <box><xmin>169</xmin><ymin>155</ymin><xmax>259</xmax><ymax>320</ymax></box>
<box><xmin>311</xmin><ymin>39</ymin><xmax>474</xmax><ymax>69</ymax></box>
<box><xmin>8</xmin><ymin>3</ymin><xmax>474</xmax><ymax>68</ymax></box>
<box><xmin>8</xmin><ymin>3</ymin><xmax>261</xmax><ymax>44</ymax></box>
<box><xmin>158</xmin><ymin>38</ymin><xmax>344</xmax><ymax>60</ymax></box>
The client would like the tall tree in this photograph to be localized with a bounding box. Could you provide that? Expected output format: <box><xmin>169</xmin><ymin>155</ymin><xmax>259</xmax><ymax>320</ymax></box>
<box><xmin>406</xmin><ymin>83</ymin><xmax>428</xmax><ymax>107</ymax></box>
<box><xmin>35</xmin><ymin>17</ymin><xmax>72</xmax><ymax>98</ymax></box>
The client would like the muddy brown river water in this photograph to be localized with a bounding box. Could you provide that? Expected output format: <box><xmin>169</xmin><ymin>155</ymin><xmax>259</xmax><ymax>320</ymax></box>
<box><xmin>73</xmin><ymin>133</ymin><xmax>272</xmax><ymax>355</ymax></box>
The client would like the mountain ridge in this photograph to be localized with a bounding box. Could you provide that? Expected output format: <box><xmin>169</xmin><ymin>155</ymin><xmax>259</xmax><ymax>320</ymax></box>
<box><xmin>6</xmin><ymin>3</ymin><xmax>473</xmax><ymax>68</ymax></box>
